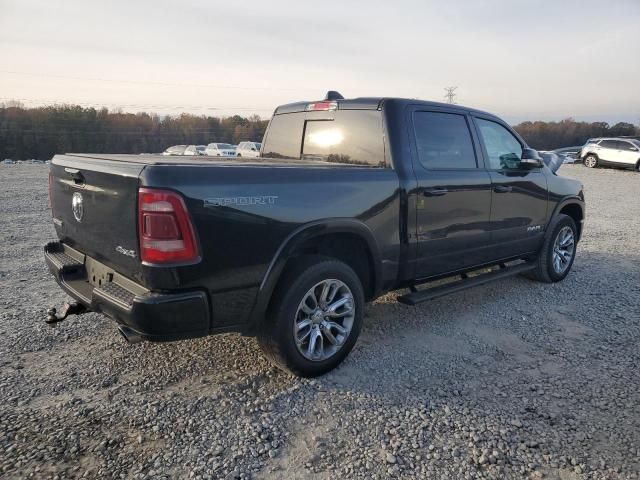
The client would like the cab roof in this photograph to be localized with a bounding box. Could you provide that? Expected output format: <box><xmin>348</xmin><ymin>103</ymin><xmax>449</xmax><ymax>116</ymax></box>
<box><xmin>273</xmin><ymin>96</ymin><xmax>497</xmax><ymax>119</ymax></box>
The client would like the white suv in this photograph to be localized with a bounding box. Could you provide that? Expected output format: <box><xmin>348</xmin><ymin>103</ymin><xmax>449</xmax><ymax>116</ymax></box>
<box><xmin>161</xmin><ymin>145</ymin><xmax>187</xmax><ymax>156</ymax></box>
<box><xmin>184</xmin><ymin>145</ymin><xmax>206</xmax><ymax>156</ymax></box>
<box><xmin>204</xmin><ymin>143</ymin><xmax>236</xmax><ymax>157</ymax></box>
<box><xmin>235</xmin><ymin>141</ymin><xmax>261</xmax><ymax>157</ymax></box>
<box><xmin>580</xmin><ymin>138</ymin><xmax>640</xmax><ymax>171</ymax></box>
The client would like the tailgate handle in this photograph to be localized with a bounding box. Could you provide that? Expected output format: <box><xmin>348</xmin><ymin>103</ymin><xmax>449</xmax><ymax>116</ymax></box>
<box><xmin>64</xmin><ymin>167</ymin><xmax>85</xmax><ymax>184</ymax></box>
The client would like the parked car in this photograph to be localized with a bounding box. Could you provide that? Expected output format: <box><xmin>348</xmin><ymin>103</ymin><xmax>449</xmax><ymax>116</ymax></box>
<box><xmin>184</xmin><ymin>145</ymin><xmax>206</xmax><ymax>156</ymax></box>
<box><xmin>236</xmin><ymin>141</ymin><xmax>262</xmax><ymax>157</ymax></box>
<box><xmin>44</xmin><ymin>92</ymin><xmax>585</xmax><ymax>377</ymax></box>
<box><xmin>552</xmin><ymin>146</ymin><xmax>582</xmax><ymax>163</ymax></box>
<box><xmin>161</xmin><ymin>145</ymin><xmax>187</xmax><ymax>156</ymax></box>
<box><xmin>579</xmin><ymin>137</ymin><xmax>640</xmax><ymax>171</ymax></box>
<box><xmin>204</xmin><ymin>143</ymin><xmax>236</xmax><ymax>157</ymax></box>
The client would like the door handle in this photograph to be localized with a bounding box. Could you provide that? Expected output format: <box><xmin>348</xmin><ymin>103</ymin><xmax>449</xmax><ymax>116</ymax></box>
<box><xmin>423</xmin><ymin>188</ymin><xmax>448</xmax><ymax>197</ymax></box>
<box><xmin>65</xmin><ymin>167</ymin><xmax>85</xmax><ymax>184</ymax></box>
<box><xmin>493</xmin><ymin>185</ymin><xmax>512</xmax><ymax>193</ymax></box>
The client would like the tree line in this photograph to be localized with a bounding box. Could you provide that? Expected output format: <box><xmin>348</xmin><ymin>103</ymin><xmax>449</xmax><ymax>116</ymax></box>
<box><xmin>0</xmin><ymin>102</ymin><xmax>269</xmax><ymax>160</ymax></box>
<box><xmin>1</xmin><ymin>102</ymin><xmax>638</xmax><ymax>160</ymax></box>
<box><xmin>513</xmin><ymin>119</ymin><xmax>639</xmax><ymax>150</ymax></box>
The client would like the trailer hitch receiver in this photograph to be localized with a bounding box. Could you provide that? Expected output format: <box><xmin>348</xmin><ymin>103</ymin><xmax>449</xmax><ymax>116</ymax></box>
<box><xmin>46</xmin><ymin>302</ymin><xmax>87</xmax><ymax>326</ymax></box>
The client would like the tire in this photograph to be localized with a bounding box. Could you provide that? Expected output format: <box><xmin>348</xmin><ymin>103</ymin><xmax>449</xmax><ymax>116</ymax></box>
<box><xmin>636</xmin><ymin>161</ymin><xmax>640</xmax><ymax>172</ymax></box>
<box><xmin>583</xmin><ymin>154</ymin><xmax>598</xmax><ymax>168</ymax></box>
<box><xmin>257</xmin><ymin>256</ymin><xmax>364</xmax><ymax>377</ymax></box>
<box><xmin>523</xmin><ymin>214</ymin><xmax>577</xmax><ymax>283</ymax></box>
<box><xmin>237</xmin><ymin>154</ymin><xmax>242</xmax><ymax>157</ymax></box>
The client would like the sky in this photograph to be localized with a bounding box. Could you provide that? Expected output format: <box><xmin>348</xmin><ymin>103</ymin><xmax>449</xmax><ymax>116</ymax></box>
<box><xmin>0</xmin><ymin>0</ymin><xmax>638</xmax><ymax>124</ymax></box>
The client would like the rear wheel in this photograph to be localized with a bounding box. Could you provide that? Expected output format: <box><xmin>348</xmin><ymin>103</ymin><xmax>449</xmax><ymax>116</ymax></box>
<box><xmin>257</xmin><ymin>256</ymin><xmax>364</xmax><ymax>377</ymax></box>
<box><xmin>583</xmin><ymin>155</ymin><xmax>598</xmax><ymax>168</ymax></box>
<box><xmin>524</xmin><ymin>214</ymin><xmax>577</xmax><ymax>283</ymax></box>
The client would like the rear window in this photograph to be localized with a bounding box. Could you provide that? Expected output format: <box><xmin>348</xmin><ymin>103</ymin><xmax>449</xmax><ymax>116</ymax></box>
<box><xmin>262</xmin><ymin>110</ymin><xmax>387</xmax><ymax>167</ymax></box>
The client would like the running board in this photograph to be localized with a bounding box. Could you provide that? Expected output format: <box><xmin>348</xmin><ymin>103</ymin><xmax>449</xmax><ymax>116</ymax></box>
<box><xmin>397</xmin><ymin>262</ymin><xmax>536</xmax><ymax>306</ymax></box>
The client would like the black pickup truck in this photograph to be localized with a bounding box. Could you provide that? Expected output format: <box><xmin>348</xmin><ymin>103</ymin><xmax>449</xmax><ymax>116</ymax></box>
<box><xmin>45</xmin><ymin>92</ymin><xmax>584</xmax><ymax>377</ymax></box>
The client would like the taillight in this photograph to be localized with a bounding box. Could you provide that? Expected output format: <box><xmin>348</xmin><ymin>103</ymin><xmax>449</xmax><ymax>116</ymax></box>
<box><xmin>138</xmin><ymin>188</ymin><xmax>199</xmax><ymax>264</ymax></box>
<box><xmin>306</xmin><ymin>101</ymin><xmax>337</xmax><ymax>111</ymax></box>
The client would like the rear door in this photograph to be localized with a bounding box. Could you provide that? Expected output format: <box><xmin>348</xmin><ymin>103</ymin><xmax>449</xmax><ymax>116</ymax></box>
<box><xmin>616</xmin><ymin>140</ymin><xmax>640</xmax><ymax>165</ymax></box>
<box><xmin>50</xmin><ymin>155</ymin><xmax>145</xmax><ymax>281</ymax></box>
<box><xmin>409</xmin><ymin>108</ymin><xmax>493</xmax><ymax>278</ymax></box>
<box><xmin>472</xmin><ymin>117</ymin><xmax>548</xmax><ymax>257</ymax></box>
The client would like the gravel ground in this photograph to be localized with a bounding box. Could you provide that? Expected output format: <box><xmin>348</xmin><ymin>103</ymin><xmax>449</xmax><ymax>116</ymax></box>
<box><xmin>1</xmin><ymin>163</ymin><xmax>639</xmax><ymax>480</ymax></box>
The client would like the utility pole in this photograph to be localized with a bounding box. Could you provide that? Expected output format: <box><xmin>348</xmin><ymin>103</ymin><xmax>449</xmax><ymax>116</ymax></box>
<box><xmin>444</xmin><ymin>86</ymin><xmax>458</xmax><ymax>104</ymax></box>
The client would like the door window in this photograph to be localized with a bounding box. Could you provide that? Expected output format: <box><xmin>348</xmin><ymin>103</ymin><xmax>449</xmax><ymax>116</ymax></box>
<box><xmin>475</xmin><ymin>118</ymin><xmax>523</xmax><ymax>170</ymax></box>
<box><xmin>599</xmin><ymin>140</ymin><xmax>617</xmax><ymax>150</ymax></box>
<box><xmin>618</xmin><ymin>141</ymin><xmax>637</xmax><ymax>151</ymax></box>
<box><xmin>412</xmin><ymin>111</ymin><xmax>477</xmax><ymax>169</ymax></box>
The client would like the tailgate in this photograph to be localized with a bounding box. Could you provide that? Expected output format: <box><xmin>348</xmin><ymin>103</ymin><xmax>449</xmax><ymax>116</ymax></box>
<box><xmin>49</xmin><ymin>155</ymin><xmax>145</xmax><ymax>282</ymax></box>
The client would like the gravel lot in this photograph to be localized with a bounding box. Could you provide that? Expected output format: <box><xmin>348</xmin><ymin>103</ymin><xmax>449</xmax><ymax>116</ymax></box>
<box><xmin>1</xmin><ymin>163</ymin><xmax>639</xmax><ymax>480</ymax></box>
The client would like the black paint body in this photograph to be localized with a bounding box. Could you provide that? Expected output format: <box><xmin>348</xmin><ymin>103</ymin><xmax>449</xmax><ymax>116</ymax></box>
<box><xmin>46</xmin><ymin>98</ymin><xmax>585</xmax><ymax>340</ymax></box>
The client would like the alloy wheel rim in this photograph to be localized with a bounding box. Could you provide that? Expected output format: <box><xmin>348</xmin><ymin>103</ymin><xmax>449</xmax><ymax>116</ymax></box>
<box><xmin>552</xmin><ymin>226</ymin><xmax>575</xmax><ymax>274</ymax></box>
<box><xmin>586</xmin><ymin>157</ymin><xmax>595</xmax><ymax>167</ymax></box>
<box><xmin>293</xmin><ymin>279</ymin><xmax>355</xmax><ymax>362</ymax></box>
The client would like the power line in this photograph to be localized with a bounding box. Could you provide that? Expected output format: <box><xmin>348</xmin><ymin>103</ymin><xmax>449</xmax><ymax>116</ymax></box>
<box><xmin>0</xmin><ymin>97</ymin><xmax>275</xmax><ymax>112</ymax></box>
<box><xmin>444</xmin><ymin>86</ymin><xmax>457</xmax><ymax>104</ymax></box>
<box><xmin>0</xmin><ymin>70</ymin><xmax>324</xmax><ymax>93</ymax></box>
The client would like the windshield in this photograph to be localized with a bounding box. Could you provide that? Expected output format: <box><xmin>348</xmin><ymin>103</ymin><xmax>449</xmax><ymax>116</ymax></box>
<box><xmin>218</xmin><ymin>143</ymin><xmax>234</xmax><ymax>149</ymax></box>
<box><xmin>196</xmin><ymin>146</ymin><xmax>205</xmax><ymax>151</ymax></box>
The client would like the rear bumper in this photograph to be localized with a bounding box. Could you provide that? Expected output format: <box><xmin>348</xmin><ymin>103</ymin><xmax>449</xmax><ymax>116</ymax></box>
<box><xmin>44</xmin><ymin>242</ymin><xmax>210</xmax><ymax>341</ymax></box>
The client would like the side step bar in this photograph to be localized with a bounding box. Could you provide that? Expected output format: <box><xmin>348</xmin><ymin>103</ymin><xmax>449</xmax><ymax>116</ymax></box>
<box><xmin>397</xmin><ymin>262</ymin><xmax>536</xmax><ymax>306</ymax></box>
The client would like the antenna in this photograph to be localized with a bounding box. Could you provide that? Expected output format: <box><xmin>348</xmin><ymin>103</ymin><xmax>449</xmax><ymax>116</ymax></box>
<box><xmin>444</xmin><ymin>86</ymin><xmax>458</xmax><ymax>104</ymax></box>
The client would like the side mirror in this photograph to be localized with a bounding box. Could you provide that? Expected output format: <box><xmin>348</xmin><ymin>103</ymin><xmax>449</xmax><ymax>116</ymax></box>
<box><xmin>521</xmin><ymin>148</ymin><xmax>543</xmax><ymax>168</ymax></box>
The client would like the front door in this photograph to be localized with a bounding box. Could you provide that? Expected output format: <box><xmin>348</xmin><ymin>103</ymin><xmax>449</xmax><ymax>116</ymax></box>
<box><xmin>473</xmin><ymin>117</ymin><xmax>548</xmax><ymax>258</ymax></box>
<box><xmin>410</xmin><ymin>109</ymin><xmax>493</xmax><ymax>278</ymax></box>
<box><xmin>597</xmin><ymin>139</ymin><xmax>621</xmax><ymax>163</ymax></box>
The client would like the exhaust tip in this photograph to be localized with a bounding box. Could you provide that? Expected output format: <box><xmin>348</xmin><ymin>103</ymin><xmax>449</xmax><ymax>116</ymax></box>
<box><xmin>118</xmin><ymin>326</ymin><xmax>143</xmax><ymax>344</ymax></box>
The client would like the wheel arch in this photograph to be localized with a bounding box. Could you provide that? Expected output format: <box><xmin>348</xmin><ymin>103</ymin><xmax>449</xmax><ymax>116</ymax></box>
<box><xmin>551</xmin><ymin>198</ymin><xmax>585</xmax><ymax>241</ymax></box>
<box><xmin>246</xmin><ymin>219</ymin><xmax>383</xmax><ymax>333</ymax></box>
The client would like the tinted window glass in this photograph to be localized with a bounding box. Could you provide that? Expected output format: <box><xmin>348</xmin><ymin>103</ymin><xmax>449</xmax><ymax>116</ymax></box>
<box><xmin>262</xmin><ymin>113</ymin><xmax>304</xmax><ymax>159</ymax></box>
<box><xmin>618</xmin><ymin>141</ymin><xmax>636</xmax><ymax>151</ymax></box>
<box><xmin>599</xmin><ymin>140</ymin><xmax>617</xmax><ymax>149</ymax></box>
<box><xmin>413</xmin><ymin>112</ymin><xmax>476</xmax><ymax>169</ymax></box>
<box><xmin>263</xmin><ymin>110</ymin><xmax>387</xmax><ymax>167</ymax></box>
<box><xmin>476</xmin><ymin>118</ymin><xmax>523</xmax><ymax>170</ymax></box>
<box><xmin>302</xmin><ymin>111</ymin><xmax>386</xmax><ymax>167</ymax></box>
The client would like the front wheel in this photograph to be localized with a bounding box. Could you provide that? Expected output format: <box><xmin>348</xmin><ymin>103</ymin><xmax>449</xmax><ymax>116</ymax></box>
<box><xmin>524</xmin><ymin>214</ymin><xmax>577</xmax><ymax>283</ymax></box>
<box><xmin>257</xmin><ymin>256</ymin><xmax>364</xmax><ymax>377</ymax></box>
<box><xmin>583</xmin><ymin>155</ymin><xmax>598</xmax><ymax>168</ymax></box>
